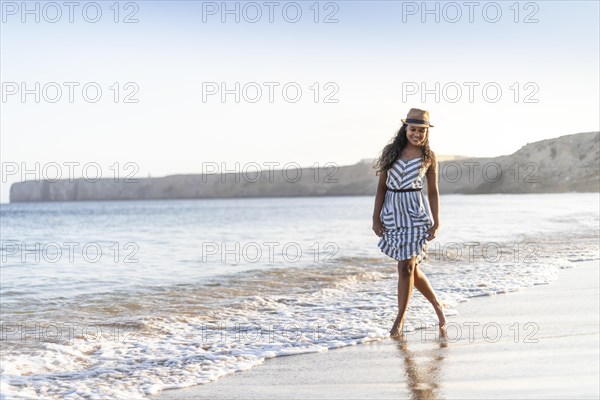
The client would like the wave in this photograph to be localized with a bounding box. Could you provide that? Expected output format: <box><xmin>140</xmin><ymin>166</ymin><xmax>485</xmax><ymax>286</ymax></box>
<box><xmin>1</xmin><ymin>233</ymin><xmax>598</xmax><ymax>399</ymax></box>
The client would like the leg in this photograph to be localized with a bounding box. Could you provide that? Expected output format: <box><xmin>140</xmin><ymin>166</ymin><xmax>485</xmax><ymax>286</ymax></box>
<box><xmin>390</xmin><ymin>257</ymin><xmax>416</xmax><ymax>337</ymax></box>
<box><xmin>414</xmin><ymin>264</ymin><xmax>446</xmax><ymax>328</ymax></box>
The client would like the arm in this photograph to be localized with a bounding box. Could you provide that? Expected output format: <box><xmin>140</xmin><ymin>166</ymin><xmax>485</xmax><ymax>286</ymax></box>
<box><xmin>372</xmin><ymin>170</ymin><xmax>387</xmax><ymax>236</ymax></box>
<box><xmin>425</xmin><ymin>155</ymin><xmax>440</xmax><ymax>229</ymax></box>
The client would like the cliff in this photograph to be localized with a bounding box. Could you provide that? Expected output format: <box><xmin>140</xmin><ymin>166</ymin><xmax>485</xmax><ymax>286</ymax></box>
<box><xmin>9</xmin><ymin>132</ymin><xmax>599</xmax><ymax>202</ymax></box>
<box><xmin>437</xmin><ymin>131</ymin><xmax>599</xmax><ymax>194</ymax></box>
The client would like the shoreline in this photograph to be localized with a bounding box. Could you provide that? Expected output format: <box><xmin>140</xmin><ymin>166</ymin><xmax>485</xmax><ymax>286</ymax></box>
<box><xmin>3</xmin><ymin>191</ymin><xmax>600</xmax><ymax>206</ymax></box>
<box><xmin>154</xmin><ymin>259</ymin><xmax>600</xmax><ymax>400</ymax></box>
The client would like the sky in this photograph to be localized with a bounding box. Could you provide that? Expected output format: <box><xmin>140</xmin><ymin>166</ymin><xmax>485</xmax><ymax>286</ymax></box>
<box><xmin>1</xmin><ymin>0</ymin><xmax>599</xmax><ymax>203</ymax></box>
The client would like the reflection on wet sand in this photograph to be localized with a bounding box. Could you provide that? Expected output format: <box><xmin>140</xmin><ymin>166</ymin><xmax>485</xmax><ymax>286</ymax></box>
<box><xmin>393</xmin><ymin>329</ymin><xmax>448</xmax><ymax>400</ymax></box>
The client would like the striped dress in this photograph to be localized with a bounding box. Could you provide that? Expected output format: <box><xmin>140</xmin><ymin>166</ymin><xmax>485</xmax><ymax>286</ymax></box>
<box><xmin>377</xmin><ymin>157</ymin><xmax>434</xmax><ymax>265</ymax></box>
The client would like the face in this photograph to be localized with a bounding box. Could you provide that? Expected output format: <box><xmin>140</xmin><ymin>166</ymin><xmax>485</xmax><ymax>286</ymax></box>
<box><xmin>406</xmin><ymin>124</ymin><xmax>428</xmax><ymax>146</ymax></box>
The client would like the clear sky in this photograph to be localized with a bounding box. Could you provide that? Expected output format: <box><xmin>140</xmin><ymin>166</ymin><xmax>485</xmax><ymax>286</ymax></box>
<box><xmin>1</xmin><ymin>0</ymin><xmax>599</xmax><ymax>203</ymax></box>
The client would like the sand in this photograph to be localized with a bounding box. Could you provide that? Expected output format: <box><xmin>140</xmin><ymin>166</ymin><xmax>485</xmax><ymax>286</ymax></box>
<box><xmin>154</xmin><ymin>260</ymin><xmax>600</xmax><ymax>399</ymax></box>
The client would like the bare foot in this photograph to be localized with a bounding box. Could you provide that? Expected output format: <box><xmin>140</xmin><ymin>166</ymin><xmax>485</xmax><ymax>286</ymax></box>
<box><xmin>438</xmin><ymin>325</ymin><xmax>448</xmax><ymax>340</ymax></box>
<box><xmin>434</xmin><ymin>301</ymin><xmax>447</xmax><ymax>329</ymax></box>
<box><xmin>390</xmin><ymin>317</ymin><xmax>404</xmax><ymax>337</ymax></box>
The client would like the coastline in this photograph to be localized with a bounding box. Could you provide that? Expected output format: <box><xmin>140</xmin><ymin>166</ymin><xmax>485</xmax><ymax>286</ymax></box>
<box><xmin>154</xmin><ymin>259</ymin><xmax>600</xmax><ymax>400</ymax></box>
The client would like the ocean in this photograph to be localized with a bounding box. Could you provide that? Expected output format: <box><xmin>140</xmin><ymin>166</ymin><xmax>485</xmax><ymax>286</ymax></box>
<box><xmin>1</xmin><ymin>193</ymin><xmax>598</xmax><ymax>399</ymax></box>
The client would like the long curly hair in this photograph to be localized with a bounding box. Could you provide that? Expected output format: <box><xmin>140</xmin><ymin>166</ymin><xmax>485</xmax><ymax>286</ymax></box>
<box><xmin>373</xmin><ymin>123</ymin><xmax>434</xmax><ymax>175</ymax></box>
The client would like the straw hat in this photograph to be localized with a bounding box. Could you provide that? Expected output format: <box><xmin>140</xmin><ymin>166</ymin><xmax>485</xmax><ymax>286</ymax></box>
<box><xmin>401</xmin><ymin>108</ymin><xmax>434</xmax><ymax>128</ymax></box>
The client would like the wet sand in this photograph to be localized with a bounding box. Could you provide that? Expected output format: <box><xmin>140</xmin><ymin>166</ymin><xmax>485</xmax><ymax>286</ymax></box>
<box><xmin>154</xmin><ymin>260</ymin><xmax>599</xmax><ymax>399</ymax></box>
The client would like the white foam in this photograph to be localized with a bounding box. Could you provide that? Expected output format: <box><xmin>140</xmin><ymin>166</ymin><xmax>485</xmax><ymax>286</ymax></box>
<box><xmin>2</xmin><ymin>241</ymin><xmax>597</xmax><ymax>399</ymax></box>
<box><xmin>2</xmin><ymin>194</ymin><xmax>598</xmax><ymax>399</ymax></box>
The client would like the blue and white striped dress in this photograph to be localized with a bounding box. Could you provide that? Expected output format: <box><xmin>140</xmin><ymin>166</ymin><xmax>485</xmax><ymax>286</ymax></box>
<box><xmin>377</xmin><ymin>157</ymin><xmax>434</xmax><ymax>264</ymax></box>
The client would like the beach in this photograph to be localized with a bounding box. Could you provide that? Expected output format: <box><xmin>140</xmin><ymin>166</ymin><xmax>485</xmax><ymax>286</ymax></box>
<box><xmin>1</xmin><ymin>195</ymin><xmax>598</xmax><ymax>399</ymax></box>
<box><xmin>155</xmin><ymin>259</ymin><xmax>600</xmax><ymax>400</ymax></box>
<box><xmin>2</xmin><ymin>0</ymin><xmax>599</xmax><ymax>397</ymax></box>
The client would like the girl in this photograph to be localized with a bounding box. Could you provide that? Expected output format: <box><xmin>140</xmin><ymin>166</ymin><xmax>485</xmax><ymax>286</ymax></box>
<box><xmin>372</xmin><ymin>108</ymin><xmax>446</xmax><ymax>337</ymax></box>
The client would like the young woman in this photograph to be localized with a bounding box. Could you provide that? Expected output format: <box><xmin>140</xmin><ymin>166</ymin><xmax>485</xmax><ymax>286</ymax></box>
<box><xmin>372</xmin><ymin>108</ymin><xmax>446</xmax><ymax>337</ymax></box>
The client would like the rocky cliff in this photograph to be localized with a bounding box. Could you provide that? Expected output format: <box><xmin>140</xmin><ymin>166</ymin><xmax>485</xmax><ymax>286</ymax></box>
<box><xmin>437</xmin><ymin>131</ymin><xmax>599</xmax><ymax>194</ymax></box>
<box><xmin>9</xmin><ymin>132</ymin><xmax>599</xmax><ymax>202</ymax></box>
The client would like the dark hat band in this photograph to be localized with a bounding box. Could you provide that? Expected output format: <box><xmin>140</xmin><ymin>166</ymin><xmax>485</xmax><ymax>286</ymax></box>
<box><xmin>404</xmin><ymin>118</ymin><xmax>430</xmax><ymax>125</ymax></box>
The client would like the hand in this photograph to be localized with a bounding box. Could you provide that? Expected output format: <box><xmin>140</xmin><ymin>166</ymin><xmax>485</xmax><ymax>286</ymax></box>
<box><xmin>425</xmin><ymin>225</ymin><xmax>439</xmax><ymax>241</ymax></box>
<box><xmin>372</xmin><ymin>217</ymin><xmax>385</xmax><ymax>237</ymax></box>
